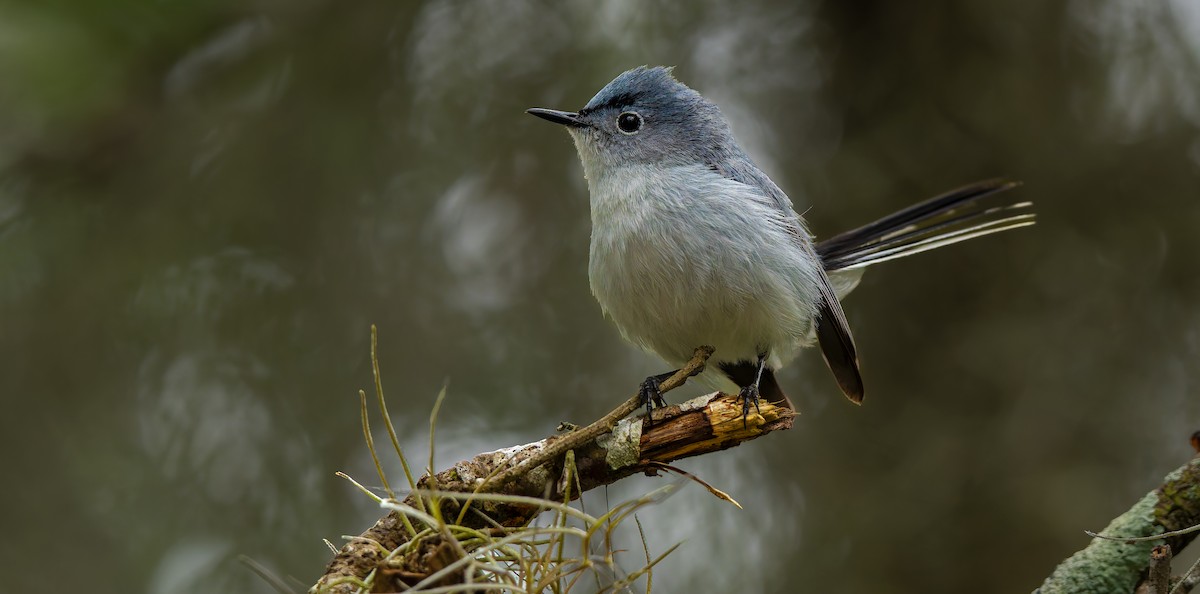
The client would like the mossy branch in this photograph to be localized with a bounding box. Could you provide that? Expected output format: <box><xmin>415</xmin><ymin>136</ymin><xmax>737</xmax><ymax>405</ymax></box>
<box><xmin>312</xmin><ymin>346</ymin><xmax>795</xmax><ymax>593</ymax></box>
<box><xmin>1035</xmin><ymin>453</ymin><xmax>1200</xmax><ymax>594</ymax></box>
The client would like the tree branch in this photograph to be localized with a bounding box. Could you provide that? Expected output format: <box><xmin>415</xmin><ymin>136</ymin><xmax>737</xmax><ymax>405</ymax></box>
<box><xmin>1035</xmin><ymin>452</ymin><xmax>1200</xmax><ymax>594</ymax></box>
<box><xmin>312</xmin><ymin>346</ymin><xmax>794</xmax><ymax>593</ymax></box>
<box><xmin>486</xmin><ymin>345</ymin><xmax>714</xmax><ymax>490</ymax></box>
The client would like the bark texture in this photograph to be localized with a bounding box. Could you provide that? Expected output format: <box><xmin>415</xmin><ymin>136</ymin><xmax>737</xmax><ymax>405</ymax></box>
<box><xmin>1036</xmin><ymin>454</ymin><xmax>1200</xmax><ymax>594</ymax></box>
<box><xmin>312</xmin><ymin>388</ymin><xmax>794</xmax><ymax>593</ymax></box>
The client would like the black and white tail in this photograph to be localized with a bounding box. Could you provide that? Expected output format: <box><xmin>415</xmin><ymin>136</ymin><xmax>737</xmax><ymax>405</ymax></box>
<box><xmin>816</xmin><ymin>179</ymin><xmax>1035</xmax><ymax>273</ymax></box>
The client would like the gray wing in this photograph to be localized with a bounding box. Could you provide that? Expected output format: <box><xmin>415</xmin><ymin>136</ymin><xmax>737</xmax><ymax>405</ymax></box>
<box><xmin>711</xmin><ymin>156</ymin><xmax>865</xmax><ymax>403</ymax></box>
<box><xmin>709</xmin><ymin>155</ymin><xmax>802</xmax><ymax>221</ymax></box>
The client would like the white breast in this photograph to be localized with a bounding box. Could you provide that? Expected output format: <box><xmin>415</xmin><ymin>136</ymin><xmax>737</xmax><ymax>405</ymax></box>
<box><xmin>586</xmin><ymin>163</ymin><xmax>824</xmax><ymax>376</ymax></box>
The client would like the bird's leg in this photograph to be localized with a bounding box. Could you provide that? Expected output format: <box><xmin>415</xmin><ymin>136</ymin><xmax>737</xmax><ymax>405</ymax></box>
<box><xmin>738</xmin><ymin>352</ymin><xmax>768</xmax><ymax>427</ymax></box>
<box><xmin>638</xmin><ymin>370</ymin><xmax>677</xmax><ymax>419</ymax></box>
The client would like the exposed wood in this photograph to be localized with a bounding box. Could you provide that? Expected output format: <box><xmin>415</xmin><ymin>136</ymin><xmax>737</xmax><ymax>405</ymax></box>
<box><xmin>312</xmin><ymin>347</ymin><xmax>795</xmax><ymax>593</ymax></box>
<box><xmin>1135</xmin><ymin>544</ymin><xmax>1171</xmax><ymax>594</ymax></box>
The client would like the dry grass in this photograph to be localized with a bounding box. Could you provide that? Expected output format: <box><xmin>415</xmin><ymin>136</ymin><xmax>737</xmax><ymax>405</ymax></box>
<box><xmin>312</xmin><ymin>326</ymin><xmax>680</xmax><ymax>593</ymax></box>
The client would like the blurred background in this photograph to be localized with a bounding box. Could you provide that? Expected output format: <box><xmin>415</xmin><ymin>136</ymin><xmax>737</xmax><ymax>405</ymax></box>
<box><xmin>2</xmin><ymin>1</ymin><xmax>1199</xmax><ymax>592</ymax></box>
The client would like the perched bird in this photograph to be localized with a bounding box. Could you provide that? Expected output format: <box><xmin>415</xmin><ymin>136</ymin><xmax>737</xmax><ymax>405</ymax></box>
<box><xmin>527</xmin><ymin>66</ymin><xmax>1033</xmax><ymax>415</ymax></box>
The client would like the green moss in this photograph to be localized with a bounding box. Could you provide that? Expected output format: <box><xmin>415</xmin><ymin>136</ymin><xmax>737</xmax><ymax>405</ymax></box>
<box><xmin>1035</xmin><ymin>487</ymin><xmax>1162</xmax><ymax>593</ymax></box>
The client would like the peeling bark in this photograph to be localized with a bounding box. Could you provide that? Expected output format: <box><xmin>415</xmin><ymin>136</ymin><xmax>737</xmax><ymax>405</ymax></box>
<box><xmin>313</xmin><ymin>390</ymin><xmax>794</xmax><ymax>593</ymax></box>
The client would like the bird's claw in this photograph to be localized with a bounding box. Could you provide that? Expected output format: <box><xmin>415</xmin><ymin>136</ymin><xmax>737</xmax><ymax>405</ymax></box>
<box><xmin>738</xmin><ymin>384</ymin><xmax>761</xmax><ymax>428</ymax></box>
<box><xmin>638</xmin><ymin>376</ymin><xmax>669</xmax><ymax>421</ymax></box>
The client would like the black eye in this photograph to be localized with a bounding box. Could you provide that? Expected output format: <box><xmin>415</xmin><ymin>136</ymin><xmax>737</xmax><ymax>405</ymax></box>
<box><xmin>617</xmin><ymin>111</ymin><xmax>642</xmax><ymax>134</ymax></box>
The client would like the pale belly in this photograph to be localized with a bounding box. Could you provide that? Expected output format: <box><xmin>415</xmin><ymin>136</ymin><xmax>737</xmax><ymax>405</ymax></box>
<box><xmin>586</xmin><ymin>167</ymin><xmax>823</xmax><ymax>375</ymax></box>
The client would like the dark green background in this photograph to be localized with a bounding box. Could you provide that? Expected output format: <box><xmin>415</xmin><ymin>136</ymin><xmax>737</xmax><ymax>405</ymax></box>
<box><xmin>3</xmin><ymin>1</ymin><xmax>1199</xmax><ymax>592</ymax></box>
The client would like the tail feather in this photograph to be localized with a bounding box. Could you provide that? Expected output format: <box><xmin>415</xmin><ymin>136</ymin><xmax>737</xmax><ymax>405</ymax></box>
<box><xmin>816</xmin><ymin>179</ymin><xmax>1034</xmax><ymax>272</ymax></box>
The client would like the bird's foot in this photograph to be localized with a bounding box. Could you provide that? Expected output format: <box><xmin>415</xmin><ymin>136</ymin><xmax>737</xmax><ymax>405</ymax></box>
<box><xmin>738</xmin><ymin>383</ymin><xmax>762</xmax><ymax>429</ymax></box>
<box><xmin>638</xmin><ymin>374</ymin><xmax>670</xmax><ymax>421</ymax></box>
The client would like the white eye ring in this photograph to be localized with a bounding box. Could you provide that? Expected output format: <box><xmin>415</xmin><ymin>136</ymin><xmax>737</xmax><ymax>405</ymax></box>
<box><xmin>617</xmin><ymin>111</ymin><xmax>643</xmax><ymax>134</ymax></box>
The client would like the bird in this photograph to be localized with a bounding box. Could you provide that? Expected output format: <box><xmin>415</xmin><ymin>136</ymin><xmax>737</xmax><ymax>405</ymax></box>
<box><xmin>526</xmin><ymin>66</ymin><xmax>1034</xmax><ymax>417</ymax></box>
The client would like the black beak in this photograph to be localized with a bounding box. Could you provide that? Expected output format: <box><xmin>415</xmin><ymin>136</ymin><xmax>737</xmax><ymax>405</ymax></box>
<box><xmin>526</xmin><ymin>107</ymin><xmax>587</xmax><ymax>128</ymax></box>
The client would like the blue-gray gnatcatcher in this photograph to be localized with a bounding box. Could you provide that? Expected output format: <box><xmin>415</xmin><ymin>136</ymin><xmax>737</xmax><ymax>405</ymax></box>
<box><xmin>527</xmin><ymin>66</ymin><xmax>1034</xmax><ymax>416</ymax></box>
